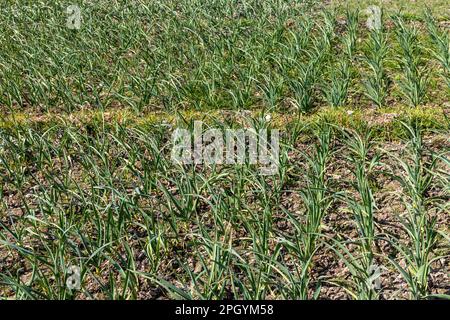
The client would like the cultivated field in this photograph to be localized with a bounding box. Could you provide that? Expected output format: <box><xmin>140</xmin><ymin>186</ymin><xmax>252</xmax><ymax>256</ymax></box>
<box><xmin>0</xmin><ymin>0</ymin><xmax>449</xmax><ymax>300</ymax></box>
